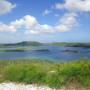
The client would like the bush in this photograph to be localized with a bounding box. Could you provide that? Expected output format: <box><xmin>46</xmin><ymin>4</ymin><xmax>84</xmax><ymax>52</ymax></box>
<box><xmin>0</xmin><ymin>59</ymin><xmax>90</xmax><ymax>89</ymax></box>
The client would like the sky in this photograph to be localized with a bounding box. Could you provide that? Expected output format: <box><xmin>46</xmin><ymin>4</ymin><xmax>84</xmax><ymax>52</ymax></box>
<box><xmin>0</xmin><ymin>0</ymin><xmax>90</xmax><ymax>43</ymax></box>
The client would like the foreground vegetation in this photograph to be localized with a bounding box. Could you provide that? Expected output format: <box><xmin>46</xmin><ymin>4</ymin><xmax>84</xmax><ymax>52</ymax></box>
<box><xmin>0</xmin><ymin>59</ymin><xmax>90</xmax><ymax>89</ymax></box>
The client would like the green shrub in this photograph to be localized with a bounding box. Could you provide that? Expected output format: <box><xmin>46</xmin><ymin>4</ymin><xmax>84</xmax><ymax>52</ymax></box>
<box><xmin>0</xmin><ymin>59</ymin><xmax>90</xmax><ymax>89</ymax></box>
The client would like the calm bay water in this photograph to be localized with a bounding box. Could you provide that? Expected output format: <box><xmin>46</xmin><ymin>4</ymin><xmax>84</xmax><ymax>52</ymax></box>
<box><xmin>0</xmin><ymin>45</ymin><xmax>90</xmax><ymax>61</ymax></box>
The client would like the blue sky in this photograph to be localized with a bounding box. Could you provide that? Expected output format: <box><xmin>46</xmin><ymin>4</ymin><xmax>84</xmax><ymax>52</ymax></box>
<box><xmin>0</xmin><ymin>0</ymin><xmax>90</xmax><ymax>43</ymax></box>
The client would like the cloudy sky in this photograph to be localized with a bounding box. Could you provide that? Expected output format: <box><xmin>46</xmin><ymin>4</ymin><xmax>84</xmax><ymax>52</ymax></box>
<box><xmin>0</xmin><ymin>0</ymin><xmax>90</xmax><ymax>43</ymax></box>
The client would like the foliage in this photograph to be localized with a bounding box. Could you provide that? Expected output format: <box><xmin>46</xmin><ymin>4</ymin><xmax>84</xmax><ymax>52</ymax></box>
<box><xmin>0</xmin><ymin>59</ymin><xmax>90</xmax><ymax>89</ymax></box>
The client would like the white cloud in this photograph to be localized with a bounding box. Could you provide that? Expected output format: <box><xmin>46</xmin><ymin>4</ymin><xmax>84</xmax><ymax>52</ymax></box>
<box><xmin>10</xmin><ymin>15</ymin><xmax>37</xmax><ymax>30</ymax></box>
<box><xmin>43</xmin><ymin>9</ymin><xmax>51</xmax><ymax>16</ymax></box>
<box><xmin>26</xmin><ymin>30</ymin><xmax>39</xmax><ymax>34</ymax></box>
<box><xmin>0</xmin><ymin>0</ymin><xmax>89</xmax><ymax>35</ymax></box>
<box><xmin>0</xmin><ymin>14</ymin><xmax>78</xmax><ymax>34</ymax></box>
<box><xmin>0</xmin><ymin>1</ymin><xmax>80</xmax><ymax>34</ymax></box>
<box><xmin>25</xmin><ymin>24</ymin><xmax>55</xmax><ymax>34</ymax></box>
<box><xmin>55</xmin><ymin>13</ymin><xmax>78</xmax><ymax>32</ymax></box>
<box><xmin>0</xmin><ymin>0</ymin><xmax>16</xmax><ymax>15</ymax></box>
<box><xmin>0</xmin><ymin>15</ymin><xmax>37</xmax><ymax>32</ymax></box>
<box><xmin>54</xmin><ymin>0</ymin><xmax>90</xmax><ymax>33</ymax></box>
<box><xmin>0</xmin><ymin>22</ymin><xmax>16</xmax><ymax>32</ymax></box>
<box><xmin>55</xmin><ymin>0</ymin><xmax>90</xmax><ymax>12</ymax></box>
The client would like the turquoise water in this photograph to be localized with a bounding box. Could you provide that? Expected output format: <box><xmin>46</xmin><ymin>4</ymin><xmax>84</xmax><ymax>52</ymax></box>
<box><xmin>0</xmin><ymin>45</ymin><xmax>90</xmax><ymax>61</ymax></box>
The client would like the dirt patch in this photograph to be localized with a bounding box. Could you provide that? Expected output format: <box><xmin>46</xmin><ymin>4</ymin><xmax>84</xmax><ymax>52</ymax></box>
<box><xmin>65</xmin><ymin>79</ymin><xmax>88</xmax><ymax>90</ymax></box>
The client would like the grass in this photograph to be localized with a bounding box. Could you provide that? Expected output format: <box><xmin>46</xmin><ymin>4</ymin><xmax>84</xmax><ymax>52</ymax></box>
<box><xmin>0</xmin><ymin>59</ymin><xmax>90</xmax><ymax>89</ymax></box>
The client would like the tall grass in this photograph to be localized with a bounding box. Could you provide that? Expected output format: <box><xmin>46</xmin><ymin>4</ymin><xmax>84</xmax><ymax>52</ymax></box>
<box><xmin>0</xmin><ymin>59</ymin><xmax>90</xmax><ymax>89</ymax></box>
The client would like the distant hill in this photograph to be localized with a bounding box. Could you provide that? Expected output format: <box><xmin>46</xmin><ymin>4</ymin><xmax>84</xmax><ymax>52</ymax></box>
<box><xmin>0</xmin><ymin>41</ymin><xmax>43</xmax><ymax>46</ymax></box>
<box><xmin>50</xmin><ymin>42</ymin><xmax>90</xmax><ymax>48</ymax></box>
<box><xmin>0</xmin><ymin>42</ymin><xmax>90</xmax><ymax>48</ymax></box>
<box><xmin>16</xmin><ymin>41</ymin><xmax>43</xmax><ymax>46</ymax></box>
